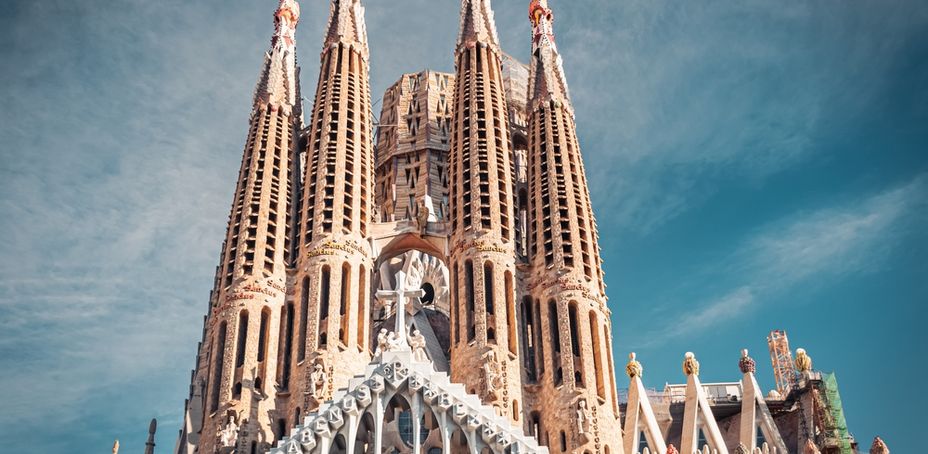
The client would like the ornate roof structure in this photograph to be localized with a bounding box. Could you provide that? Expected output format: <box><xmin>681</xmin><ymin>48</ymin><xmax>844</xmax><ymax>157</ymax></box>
<box><xmin>270</xmin><ymin>350</ymin><xmax>548</xmax><ymax>453</ymax></box>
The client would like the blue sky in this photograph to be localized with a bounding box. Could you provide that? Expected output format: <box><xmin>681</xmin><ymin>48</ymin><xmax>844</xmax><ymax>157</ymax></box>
<box><xmin>0</xmin><ymin>0</ymin><xmax>925</xmax><ymax>452</ymax></box>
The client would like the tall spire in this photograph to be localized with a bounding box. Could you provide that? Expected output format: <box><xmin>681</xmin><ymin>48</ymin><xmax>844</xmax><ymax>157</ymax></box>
<box><xmin>457</xmin><ymin>0</ymin><xmax>501</xmax><ymax>54</ymax></box>
<box><xmin>323</xmin><ymin>0</ymin><xmax>369</xmax><ymax>60</ymax></box>
<box><xmin>254</xmin><ymin>0</ymin><xmax>302</xmax><ymax>109</ymax></box>
<box><xmin>528</xmin><ymin>0</ymin><xmax>571</xmax><ymax>113</ymax></box>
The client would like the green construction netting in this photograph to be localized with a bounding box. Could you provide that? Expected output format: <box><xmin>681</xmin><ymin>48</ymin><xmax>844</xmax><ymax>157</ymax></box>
<box><xmin>822</xmin><ymin>372</ymin><xmax>853</xmax><ymax>454</ymax></box>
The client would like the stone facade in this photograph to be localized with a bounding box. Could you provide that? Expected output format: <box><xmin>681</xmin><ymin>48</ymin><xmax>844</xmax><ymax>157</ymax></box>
<box><xmin>172</xmin><ymin>1</ymin><xmax>876</xmax><ymax>454</ymax></box>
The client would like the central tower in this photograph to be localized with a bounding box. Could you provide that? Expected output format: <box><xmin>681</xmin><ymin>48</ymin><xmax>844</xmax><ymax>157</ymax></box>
<box><xmin>285</xmin><ymin>0</ymin><xmax>374</xmax><ymax>421</ymax></box>
<box><xmin>448</xmin><ymin>0</ymin><xmax>524</xmax><ymax>424</ymax></box>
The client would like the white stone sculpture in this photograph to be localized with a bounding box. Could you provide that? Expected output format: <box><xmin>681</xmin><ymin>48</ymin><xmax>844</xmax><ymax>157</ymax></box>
<box><xmin>409</xmin><ymin>329</ymin><xmax>428</xmax><ymax>362</ymax></box>
<box><xmin>219</xmin><ymin>414</ymin><xmax>239</xmax><ymax>448</ymax></box>
<box><xmin>576</xmin><ymin>399</ymin><xmax>589</xmax><ymax>435</ymax></box>
<box><xmin>309</xmin><ymin>362</ymin><xmax>327</xmax><ymax>399</ymax></box>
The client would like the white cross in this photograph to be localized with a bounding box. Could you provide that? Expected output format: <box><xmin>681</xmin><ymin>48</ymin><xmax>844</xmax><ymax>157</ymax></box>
<box><xmin>375</xmin><ymin>270</ymin><xmax>425</xmax><ymax>349</ymax></box>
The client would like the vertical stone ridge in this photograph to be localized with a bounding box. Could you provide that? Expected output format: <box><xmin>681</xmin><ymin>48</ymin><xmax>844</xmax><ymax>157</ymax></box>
<box><xmin>285</xmin><ymin>0</ymin><xmax>375</xmax><ymax>427</ymax></box>
<box><xmin>524</xmin><ymin>1</ymin><xmax>621</xmax><ymax>451</ymax></box>
<box><xmin>448</xmin><ymin>0</ymin><xmax>523</xmax><ymax>427</ymax></box>
<box><xmin>179</xmin><ymin>2</ymin><xmax>303</xmax><ymax>453</ymax></box>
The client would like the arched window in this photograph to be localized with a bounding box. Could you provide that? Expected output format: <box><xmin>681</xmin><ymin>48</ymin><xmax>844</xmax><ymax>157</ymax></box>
<box><xmin>568</xmin><ymin>302</ymin><xmax>583</xmax><ymax>387</ymax></box>
<box><xmin>235</xmin><ymin>310</ymin><xmax>249</xmax><ymax>368</ymax></box>
<box><xmin>339</xmin><ymin>262</ymin><xmax>351</xmax><ymax>347</ymax></box>
<box><xmin>258</xmin><ymin>309</ymin><xmax>270</xmax><ymax>363</ymax></box>
<box><xmin>319</xmin><ymin>266</ymin><xmax>331</xmax><ymax>348</ymax></box>
<box><xmin>505</xmin><ymin>270</ymin><xmax>516</xmax><ymax>354</ymax></box>
<box><xmin>484</xmin><ymin>262</ymin><xmax>495</xmax><ymax>343</ymax></box>
<box><xmin>209</xmin><ymin>322</ymin><xmax>227</xmax><ymax>413</ymax></box>
<box><xmin>590</xmin><ymin>311</ymin><xmax>605</xmax><ymax>399</ymax></box>
<box><xmin>279</xmin><ymin>303</ymin><xmax>294</xmax><ymax>389</ymax></box>
<box><xmin>357</xmin><ymin>265</ymin><xmax>367</xmax><ymax>351</ymax></box>
<box><xmin>298</xmin><ymin>277</ymin><xmax>309</xmax><ymax>361</ymax></box>
<box><xmin>549</xmin><ymin>300</ymin><xmax>562</xmax><ymax>386</ymax></box>
<box><xmin>560</xmin><ymin>431</ymin><xmax>567</xmax><ymax>452</ymax></box>
<box><xmin>465</xmin><ymin>260</ymin><xmax>475</xmax><ymax>342</ymax></box>
<box><xmin>520</xmin><ymin>297</ymin><xmax>537</xmax><ymax>382</ymax></box>
<box><xmin>535</xmin><ymin>299</ymin><xmax>544</xmax><ymax>377</ymax></box>
<box><xmin>452</xmin><ymin>263</ymin><xmax>459</xmax><ymax>345</ymax></box>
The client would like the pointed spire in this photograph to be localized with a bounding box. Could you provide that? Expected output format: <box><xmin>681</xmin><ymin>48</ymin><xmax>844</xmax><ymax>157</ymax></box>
<box><xmin>457</xmin><ymin>0</ymin><xmax>501</xmax><ymax>54</ymax></box>
<box><xmin>144</xmin><ymin>419</ymin><xmax>156</xmax><ymax>454</ymax></box>
<box><xmin>323</xmin><ymin>0</ymin><xmax>369</xmax><ymax>61</ymax></box>
<box><xmin>527</xmin><ymin>0</ymin><xmax>572</xmax><ymax>112</ymax></box>
<box><xmin>253</xmin><ymin>0</ymin><xmax>301</xmax><ymax>110</ymax></box>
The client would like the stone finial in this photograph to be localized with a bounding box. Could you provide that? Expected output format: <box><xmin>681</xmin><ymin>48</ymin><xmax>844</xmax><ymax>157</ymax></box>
<box><xmin>870</xmin><ymin>436</ymin><xmax>890</xmax><ymax>454</ymax></box>
<box><xmin>739</xmin><ymin>349</ymin><xmax>756</xmax><ymax>374</ymax></box>
<box><xmin>734</xmin><ymin>444</ymin><xmax>749</xmax><ymax>454</ymax></box>
<box><xmin>112</xmin><ymin>440</ymin><xmax>119</xmax><ymax>454</ymax></box>
<box><xmin>795</xmin><ymin>348</ymin><xmax>813</xmax><ymax>373</ymax></box>
<box><xmin>666</xmin><ymin>444</ymin><xmax>680</xmax><ymax>454</ymax></box>
<box><xmin>682</xmin><ymin>352</ymin><xmax>700</xmax><ymax>377</ymax></box>
<box><xmin>626</xmin><ymin>352</ymin><xmax>643</xmax><ymax>378</ymax></box>
<box><xmin>803</xmin><ymin>438</ymin><xmax>821</xmax><ymax>454</ymax></box>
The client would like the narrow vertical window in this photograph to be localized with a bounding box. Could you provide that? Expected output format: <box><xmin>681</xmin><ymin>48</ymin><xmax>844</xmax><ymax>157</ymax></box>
<box><xmin>590</xmin><ymin>311</ymin><xmax>605</xmax><ymax>399</ymax></box>
<box><xmin>280</xmin><ymin>303</ymin><xmax>294</xmax><ymax>389</ymax></box>
<box><xmin>209</xmin><ymin>322</ymin><xmax>227</xmax><ymax>413</ymax></box>
<box><xmin>298</xmin><ymin>277</ymin><xmax>309</xmax><ymax>361</ymax></box>
<box><xmin>235</xmin><ymin>310</ymin><xmax>249</xmax><ymax>368</ymax></box>
<box><xmin>339</xmin><ymin>262</ymin><xmax>351</xmax><ymax>347</ymax></box>
<box><xmin>319</xmin><ymin>266</ymin><xmax>331</xmax><ymax>348</ymax></box>
<box><xmin>465</xmin><ymin>260</ymin><xmax>475</xmax><ymax>342</ymax></box>
<box><xmin>357</xmin><ymin>265</ymin><xmax>367</xmax><ymax>351</ymax></box>
<box><xmin>483</xmin><ymin>262</ymin><xmax>495</xmax><ymax>343</ymax></box>
<box><xmin>549</xmin><ymin>300</ymin><xmax>562</xmax><ymax>386</ymax></box>
<box><xmin>520</xmin><ymin>297</ymin><xmax>537</xmax><ymax>382</ymax></box>
<box><xmin>257</xmin><ymin>309</ymin><xmax>269</xmax><ymax>363</ymax></box>
<box><xmin>452</xmin><ymin>264</ymin><xmax>459</xmax><ymax>345</ymax></box>
<box><xmin>568</xmin><ymin>302</ymin><xmax>583</xmax><ymax>387</ymax></box>
<box><xmin>535</xmin><ymin>299</ymin><xmax>545</xmax><ymax>376</ymax></box>
<box><xmin>505</xmin><ymin>271</ymin><xmax>516</xmax><ymax>355</ymax></box>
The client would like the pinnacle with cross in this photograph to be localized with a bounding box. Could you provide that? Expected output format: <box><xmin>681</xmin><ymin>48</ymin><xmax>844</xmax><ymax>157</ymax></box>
<box><xmin>375</xmin><ymin>270</ymin><xmax>425</xmax><ymax>350</ymax></box>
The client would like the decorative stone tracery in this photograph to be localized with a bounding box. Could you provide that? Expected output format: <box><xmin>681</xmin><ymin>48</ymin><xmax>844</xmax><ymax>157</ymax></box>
<box><xmin>271</xmin><ymin>350</ymin><xmax>547</xmax><ymax>453</ymax></box>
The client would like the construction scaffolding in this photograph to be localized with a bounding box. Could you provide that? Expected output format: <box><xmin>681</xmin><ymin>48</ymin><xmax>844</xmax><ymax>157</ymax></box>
<box><xmin>817</xmin><ymin>373</ymin><xmax>854</xmax><ymax>454</ymax></box>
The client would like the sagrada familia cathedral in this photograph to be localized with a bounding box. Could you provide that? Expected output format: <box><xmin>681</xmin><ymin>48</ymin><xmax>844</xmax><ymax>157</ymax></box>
<box><xmin>153</xmin><ymin>1</ymin><xmax>890</xmax><ymax>454</ymax></box>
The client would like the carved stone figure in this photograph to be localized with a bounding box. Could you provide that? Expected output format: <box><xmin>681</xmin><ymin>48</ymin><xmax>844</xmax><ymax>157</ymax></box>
<box><xmin>409</xmin><ymin>329</ymin><xmax>428</xmax><ymax>362</ymax></box>
<box><xmin>376</xmin><ymin>329</ymin><xmax>389</xmax><ymax>357</ymax></box>
<box><xmin>666</xmin><ymin>444</ymin><xmax>680</xmax><ymax>454</ymax></box>
<box><xmin>387</xmin><ymin>331</ymin><xmax>401</xmax><ymax>351</ymax></box>
<box><xmin>576</xmin><ymin>399</ymin><xmax>589</xmax><ymax>435</ymax></box>
<box><xmin>309</xmin><ymin>362</ymin><xmax>327</xmax><ymax>399</ymax></box>
<box><xmin>483</xmin><ymin>350</ymin><xmax>502</xmax><ymax>394</ymax></box>
<box><xmin>218</xmin><ymin>414</ymin><xmax>239</xmax><ymax>448</ymax></box>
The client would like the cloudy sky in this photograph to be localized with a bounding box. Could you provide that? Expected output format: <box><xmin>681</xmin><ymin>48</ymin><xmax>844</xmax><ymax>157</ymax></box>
<box><xmin>1</xmin><ymin>0</ymin><xmax>925</xmax><ymax>452</ymax></box>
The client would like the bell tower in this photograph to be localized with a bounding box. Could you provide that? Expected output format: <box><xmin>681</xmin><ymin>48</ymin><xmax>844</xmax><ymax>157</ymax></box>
<box><xmin>448</xmin><ymin>0</ymin><xmax>524</xmax><ymax>425</ymax></box>
<box><xmin>179</xmin><ymin>1</ymin><xmax>304</xmax><ymax>453</ymax></box>
<box><xmin>524</xmin><ymin>0</ymin><xmax>622</xmax><ymax>451</ymax></box>
<box><xmin>284</xmin><ymin>0</ymin><xmax>375</xmax><ymax>423</ymax></box>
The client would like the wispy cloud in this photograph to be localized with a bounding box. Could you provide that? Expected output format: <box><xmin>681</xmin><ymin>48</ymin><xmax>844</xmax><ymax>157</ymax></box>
<box><xmin>554</xmin><ymin>0</ymin><xmax>926</xmax><ymax>234</ymax></box>
<box><xmin>640</xmin><ymin>174</ymin><xmax>927</xmax><ymax>346</ymax></box>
